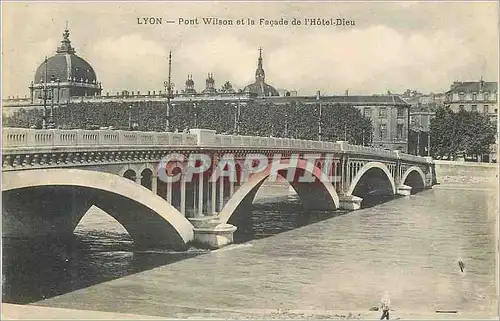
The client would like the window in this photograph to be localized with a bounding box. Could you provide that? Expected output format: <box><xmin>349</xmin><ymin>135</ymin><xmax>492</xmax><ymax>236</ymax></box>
<box><xmin>471</xmin><ymin>105</ymin><xmax>478</xmax><ymax>112</ymax></box>
<box><xmin>397</xmin><ymin>124</ymin><xmax>404</xmax><ymax>139</ymax></box>
<box><xmin>472</xmin><ymin>93</ymin><xmax>477</xmax><ymax>101</ymax></box>
<box><xmin>379</xmin><ymin>124</ymin><xmax>387</xmax><ymax>140</ymax></box>
<box><xmin>459</xmin><ymin>92</ymin><xmax>465</xmax><ymax>101</ymax></box>
<box><xmin>397</xmin><ymin>107</ymin><xmax>405</xmax><ymax>118</ymax></box>
<box><xmin>363</xmin><ymin>107</ymin><xmax>371</xmax><ymax>118</ymax></box>
<box><xmin>379</xmin><ymin>107</ymin><xmax>387</xmax><ymax>117</ymax></box>
<box><xmin>484</xmin><ymin>92</ymin><xmax>489</xmax><ymax>101</ymax></box>
<box><xmin>484</xmin><ymin>105</ymin><xmax>489</xmax><ymax>113</ymax></box>
<box><xmin>459</xmin><ymin>105</ymin><xmax>465</xmax><ymax>110</ymax></box>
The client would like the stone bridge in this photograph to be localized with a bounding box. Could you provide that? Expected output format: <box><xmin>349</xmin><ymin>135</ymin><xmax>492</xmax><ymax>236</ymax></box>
<box><xmin>2</xmin><ymin>128</ymin><xmax>435</xmax><ymax>250</ymax></box>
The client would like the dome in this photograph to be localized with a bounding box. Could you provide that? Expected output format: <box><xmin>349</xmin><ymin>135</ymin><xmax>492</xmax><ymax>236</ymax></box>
<box><xmin>31</xmin><ymin>27</ymin><xmax>101</xmax><ymax>99</ymax></box>
<box><xmin>244</xmin><ymin>48</ymin><xmax>279</xmax><ymax>97</ymax></box>
<box><xmin>34</xmin><ymin>54</ymin><xmax>97</xmax><ymax>84</ymax></box>
<box><xmin>206</xmin><ymin>73</ymin><xmax>215</xmax><ymax>84</ymax></box>
<box><xmin>185</xmin><ymin>74</ymin><xmax>194</xmax><ymax>86</ymax></box>
<box><xmin>243</xmin><ymin>82</ymin><xmax>279</xmax><ymax>97</ymax></box>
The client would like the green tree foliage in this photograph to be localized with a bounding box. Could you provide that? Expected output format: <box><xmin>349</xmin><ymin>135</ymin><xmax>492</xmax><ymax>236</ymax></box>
<box><xmin>4</xmin><ymin>100</ymin><xmax>372</xmax><ymax>145</ymax></box>
<box><xmin>430</xmin><ymin>106</ymin><xmax>496</xmax><ymax>159</ymax></box>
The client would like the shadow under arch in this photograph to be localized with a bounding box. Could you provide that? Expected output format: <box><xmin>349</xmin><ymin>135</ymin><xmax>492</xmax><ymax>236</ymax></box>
<box><xmin>2</xmin><ymin>169</ymin><xmax>193</xmax><ymax>250</ymax></box>
<box><xmin>347</xmin><ymin>162</ymin><xmax>396</xmax><ymax>207</ymax></box>
<box><xmin>217</xmin><ymin>159</ymin><xmax>339</xmax><ymax>224</ymax></box>
<box><xmin>123</xmin><ymin>168</ymin><xmax>137</xmax><ymax>181</ymax></box>
<box><xmin>401</xmin><ymin>166</ymin><xmax>426</xmax><ymax>194</ymax></box>
<box><xmin>140</xmin><ymin>168</ymin><xmax>153</xmax><ymax>190</ymax></box>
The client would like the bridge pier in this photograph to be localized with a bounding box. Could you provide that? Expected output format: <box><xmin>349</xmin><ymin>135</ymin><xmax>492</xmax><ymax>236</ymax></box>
<box><xmin>338</xmin><ymin>194</ymin><xmax>363</xmax><ymax>210</ymax></box>
<box><xmin>396</xmin><ymin>184</ymin><xmax>412</xmax><ymax>196</ymax></box>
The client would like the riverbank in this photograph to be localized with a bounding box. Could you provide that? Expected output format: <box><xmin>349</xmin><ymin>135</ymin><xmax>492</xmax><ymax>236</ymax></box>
<box><xmin>434</xmin><ymin>160</ymin><xmax>497</xmax><ymax>188</ymax></box>
<box><xmin>3</xmin><ymin>303</ymin><xmax>497</xmax><ymax>320</ymax></box>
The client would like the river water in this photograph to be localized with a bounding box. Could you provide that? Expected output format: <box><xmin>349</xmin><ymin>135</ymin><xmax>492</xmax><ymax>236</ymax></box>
<box><xmin>2</xmin><ymin>178</ymin><xmax>498</xmax><ymax>318</ymax></box>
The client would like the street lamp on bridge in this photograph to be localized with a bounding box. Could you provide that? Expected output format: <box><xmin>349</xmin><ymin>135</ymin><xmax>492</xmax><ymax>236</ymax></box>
<box><xmin>193</xmin><ymin>102</ymin><xmax>198</xmax><ymax>128</ymax></box>
<box><xmin>231</xmin><ymin>97</ymin><xmax>242</xmax><ymax>135</ymax></box>
<box><xmin>38</xmin><ymin>56</ymin><xmax>53</xmax><ymax>129</ymax></box>
<box><xmin>128</xmin><ymin>105</ymin><xmax>133</xmax><ymax>129</ymax></box>
<box><xmin>164</xmin><ymin>50</ymin><xmax>175</xmax><ymax>132</ymax></box>
<box><xmin>46</xmin><ymin>76</ymin><xmax>57</xmax><ymax>129</ymax></box>
<box><xmin>317</xmin><ymin>100</ymin><xmax>323</xmax><ymax>141</ymax></box>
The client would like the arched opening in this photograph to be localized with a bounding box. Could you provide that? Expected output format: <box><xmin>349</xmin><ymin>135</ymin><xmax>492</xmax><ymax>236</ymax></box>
<box><xmin>222</xmin><ymin>164</ymin><xmax>340</xmax><ymax>243</ymax></box>
<box><xmin>403</xmin><ymin>170</ymin><xmax>425</xmax><ymax>194</ymax></box>
<box><xmin>123</xmin><ymin>169</ymin><xmax>136</xmax><ymax>181</ymax></box>
<box><xmin>140</xmin><ymin>168</ymin><xmax>153</xmax><ymax>190</ymax></box>
<box><xmin>351</xmin><ymin>167</ymin><xmax>395</xmax><ymax>208</ymax></box>
<box><xmin>2</xmin><ymin>169</ymin><xmax>196</xmax><ymax>304</ymax></box>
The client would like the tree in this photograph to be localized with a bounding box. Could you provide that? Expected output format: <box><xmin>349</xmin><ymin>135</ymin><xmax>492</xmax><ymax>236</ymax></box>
<box><xmin>430</xmin><ymin>106</ymin><xmax>496</xmax><ymax>160</ymax></box>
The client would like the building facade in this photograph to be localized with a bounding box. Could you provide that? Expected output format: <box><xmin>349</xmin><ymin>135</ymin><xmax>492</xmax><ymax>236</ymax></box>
<box><xmin>444</xmin><ymin>79</ymin><xmax>498</xmax><ymax>121</ymax></box>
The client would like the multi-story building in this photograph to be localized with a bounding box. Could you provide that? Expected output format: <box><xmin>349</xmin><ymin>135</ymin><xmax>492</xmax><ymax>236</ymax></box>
<box><xmin>2</xmin><ymin>26</ymin><xmax>410</xmax><ymax>152</ymax></box>
<box><xmin>444</xmin><ymin>79</ymin><xmax>498</xmax><ymax>121</ymax></box>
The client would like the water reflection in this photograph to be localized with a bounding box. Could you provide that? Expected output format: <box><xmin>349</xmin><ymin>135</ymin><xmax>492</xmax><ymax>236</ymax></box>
<box><xmin>2</xmin><ymin>232</ymin><xmax>204</xmax><ymax>304</ymax></box>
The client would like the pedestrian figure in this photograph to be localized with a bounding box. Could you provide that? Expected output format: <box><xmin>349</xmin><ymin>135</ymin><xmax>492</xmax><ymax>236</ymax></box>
<box><xmin>458</xmin><ymin>260</ymin><xmax>465</xmax><ymax>273</ymax></box>
<box><xmin>380</xmin><ymin>293</ymin><xmax>390</xmax><ymax>320</ymax></box>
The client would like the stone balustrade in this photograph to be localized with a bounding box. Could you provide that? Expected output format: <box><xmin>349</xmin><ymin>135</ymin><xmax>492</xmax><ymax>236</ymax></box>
<box><xmin>2</xmin><ymin>127</ymin><xmax>432</xmax><ymax>164</ymax></box>
<box><xmin>2</xmin><ymin>128</ymin><xmax>197</xmax><ymax>148</ymax></box>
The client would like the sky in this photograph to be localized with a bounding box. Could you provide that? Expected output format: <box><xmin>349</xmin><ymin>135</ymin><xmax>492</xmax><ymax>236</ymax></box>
<box><xmin>2</xmin><ymin>1</ymin><xmax>499</xmax><ymax>97</ymax></box>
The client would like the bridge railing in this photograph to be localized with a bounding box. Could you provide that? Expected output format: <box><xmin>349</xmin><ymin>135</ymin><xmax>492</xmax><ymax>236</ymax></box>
<box><xmin>2</xmin><ymin>128</ymin><xmax>432</xmax><ymax>164</ymax></box>
<box><xmin>2</xmin><ymin>128</ymin><xmax>198</xmax><ymax>148</ymax></box>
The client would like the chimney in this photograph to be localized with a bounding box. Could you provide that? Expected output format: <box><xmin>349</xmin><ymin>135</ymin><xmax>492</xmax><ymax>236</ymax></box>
<box><xmin>316</xmin><ymin>90</ymin><xmax>321</xmax><ymax>100</ymax></box>
<box><xmin>345</xmin><ymin>89</ymin><xmax>349</xmax><ymax>96</ymax></box>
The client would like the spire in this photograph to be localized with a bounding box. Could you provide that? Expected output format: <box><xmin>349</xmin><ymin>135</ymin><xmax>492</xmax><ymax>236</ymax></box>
<box><xmin>57</xmin><ymin>22</ymin><xmax>75</xmax><ymax>54</ymax></box>
<box><xmin>255</xmin><ymin>47</ymin><xmax>265</xmax><ymax>81</ymax></box>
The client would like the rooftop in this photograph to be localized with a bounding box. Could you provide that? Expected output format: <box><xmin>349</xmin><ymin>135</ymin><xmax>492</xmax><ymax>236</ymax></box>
<box><xmin>447</xmin><ymin>80</ymin><xmax>498</xmax><ymax>93</ymax></box>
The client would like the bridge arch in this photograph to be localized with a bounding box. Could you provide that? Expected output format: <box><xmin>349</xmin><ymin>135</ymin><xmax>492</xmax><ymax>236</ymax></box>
<box><xmin>401</xmin><ymin>166</ymin><xmax>426</xmax><ymax>192</ymax></box>
<box><xmin>218</xmin><ymin>159</ymin><xmax>339</xmax><ymax>224</ymax></box>
<box><xmin>347</xmin><ymin>162</ymin><xmax>396</xmax><ymax>197</ymax></box>
<box><xmin>2</xmin><ymin>169</ymin><xmax>193</xmax><ymax>250</ymax></box>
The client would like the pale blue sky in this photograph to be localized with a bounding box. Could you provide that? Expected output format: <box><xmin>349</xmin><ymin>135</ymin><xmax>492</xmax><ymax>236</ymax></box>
<box><xmin>2</xmin><ymin>1</ymin><xmax>498</xmax><ymax>97</ymax></box>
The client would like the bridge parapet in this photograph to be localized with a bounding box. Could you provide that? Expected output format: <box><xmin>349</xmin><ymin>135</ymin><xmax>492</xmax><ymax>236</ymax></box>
<box><xmin>3</xmin><ymin>128</ymin><xmax>433</xmax><ymax>166</ymax></box>
<box><xmin>3</xmin><ymin>128</ymin><xmax>198</xmax><ymax>148</ymax></box>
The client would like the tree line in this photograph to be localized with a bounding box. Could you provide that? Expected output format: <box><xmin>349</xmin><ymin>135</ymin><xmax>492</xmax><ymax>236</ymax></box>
<box><xmin>4</xmin><ymin>100</ymin><xmax>373</xmax><ymax>146</ymax></box>
<box><xmin>430</xmin><ymin>107</ymin><xmax>496</xmax><ymax>160</ymax></box>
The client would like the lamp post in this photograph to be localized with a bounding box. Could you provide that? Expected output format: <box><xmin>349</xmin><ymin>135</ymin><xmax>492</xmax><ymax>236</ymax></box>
<box><xmin>193</xmin><ymin>102</ymin><xmax>198</xmax><ymax>128</ymax></box>
<box><xmin>56</xmin><ymin>78</ymin><xmax>60</xmax><ymax>125</ymax></box>
<box><xmin>232</xmin><ymin>98</ymin><xmax>241</xmax><ymax>135</ymax></box>
<box><xmin>47</xmin><ymin>75</ymin><xmax>56</xmax><ymax>129</ymax></box>
<box><xmin>427</xmin><ymin>126</ymin><xmax>431</xmax><ymax>157</ymax></box>
<box><xmin>128</xmin><ymin>105</ymin><xmax>132</xmax><ymax>129</ymax></box>
<box><xmin>318</xmin><ymin>102</ymin><xmax>323</xmax><ymax>141</ymax></box>
<box><xmin>284</xmin><ymin>108</ymin><xmax>289</xmax><ymax>138</ymax></box>
<box><xmin>164</xmin><ymin>50</ymin><xmax>174</xmax><ymax>132</ymax></box>
<box><xmin>417</xmin><ymin>128</ymin><xmax>421</xmax><ymax>156</ymax></box>
<box><xmin>39</xmin><ymin>56</ymin><xmax>51</xmax><ymax>129</ymax></box>
<box><xmin>232</xmin><ymin>102</ymin><xmax>237</xmax><ymax>134</ymax></box>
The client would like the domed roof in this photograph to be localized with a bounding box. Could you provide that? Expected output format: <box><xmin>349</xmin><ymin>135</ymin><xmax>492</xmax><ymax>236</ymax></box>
<box><xmin>185</xmin><ymin>74</ymin><xmax>194</xmax><ymax>86</ymax></box>
<box><xmin>243</xmin><ymin>48</ymin><xmax>279</xmax><ymax>97</ymax></box>
<box><xmin>206</xmin><ymin>73</ymin><xmax>215</xmax><ymax>84</ymax></box>
<box><xmin>243</xmin><ymin>82</ymin><xmax>279</xmax><ymax>97</ymax></box>
<box><xmin>34</xmin><ymin>28</ymin><xmax>97</xmax><ymax>84</ymax></box>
